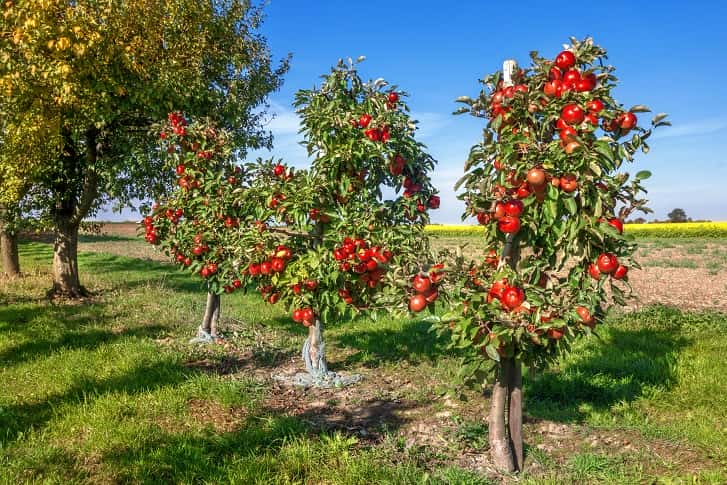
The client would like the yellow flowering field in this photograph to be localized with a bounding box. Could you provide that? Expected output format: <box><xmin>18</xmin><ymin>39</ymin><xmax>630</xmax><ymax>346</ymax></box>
<box><xmin>425</xmin><ymin>222</ymin><xmax>727</xmax><ymax>238</ymax></box>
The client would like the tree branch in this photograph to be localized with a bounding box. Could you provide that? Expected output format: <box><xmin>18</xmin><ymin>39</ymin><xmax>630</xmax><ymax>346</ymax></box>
<box><xmin>72</xmin><ymin>127</ymin><xmax>100</xmax><ymax>226</ymax></box>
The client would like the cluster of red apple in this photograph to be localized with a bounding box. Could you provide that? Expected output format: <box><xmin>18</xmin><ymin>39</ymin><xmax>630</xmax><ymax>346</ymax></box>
<box><xmin>408</xmin><ymin>271</ymin><xmax>441</xmax><ymax>312</ymax></box>
<box><xmin>589</xmin><ymin>252</ymin><xmax>628</xmax><ymax>281</ymax></box>
<box><xmin>175</xmin><ymin>164</ymin><xmax>202</xmax><ymax>191</ymax></box>
<box><xmin>292</xmin><ymin>307</ymin><xmax>316</xmax><ymax>327</ymax></box>
<box><xmin>389</xmin><ymin>154</ymin><xmax>439</xmax><ymax>216</ymax></box>
<box><xmin>333</xmin><ymin>238</ymin><xmax>391</xmax><ymax>288</ymax></box>
<box><xmin>272</xmin><ymin>162</ymin><xmax>294</xmax><ymax>181</ymax></box>
<box><xmin>588</xmin><ymin>218</ymin><xmax>628</xmax><ymax>280</ymax></box>
<box><xmin>268</xmin><ymin>192</ymin><xmax>286</xmax><ymax>210</ymax></box>
<box><xmin>143</xmin><ymin>215</ymin><xmax>159</xmax><ymax>244</ymax></box>
<box><xmin>245</xmin><ymin>244</ymin><xmax>293</xmax><ymax>277</ymax></box>
<box><xmin>486</xmin><ymin>279</ymin><xmax>526</xmax><ymax>312</ymax></box>
<box><xmin>544</xmin><ymin>50</ymin><xmax>597</xmax><ymax>98</ymax></box>
<box><xmin>488</xmin><ymin>82</ymin><xmax>528</xmax><ymax>119</ymax></box>
<box><xmin>545</xmin><ymin>50</ymin><xmax>638</xmax><ymax>147</ymax></box>
<box><xmin>357</xmin><ymin>112</ymin><xmax>391</xmax><ymax>142</ymax></box>
<box><xmin>476</xmin><ymin>198</ymin><xmax>524</xmax><ymax>234</ymax></box>
<box><xmin>160</xmin><ymin>207</ymin><xmax>184</xmax><ymax>225</ymax></box>
<box><xmin>166</xmin><ymin>111</ymin><xmax>187</xmax><ymax>137</ymax></box>
<box><xmin>308</xmin><ymin>208</ymin><xmax>331</xmax><ymax>223</ymax></box>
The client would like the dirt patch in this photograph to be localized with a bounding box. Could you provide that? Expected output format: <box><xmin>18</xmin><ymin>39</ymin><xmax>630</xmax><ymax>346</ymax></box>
<box><xmin>186</xmin><ymin>398</ymin><xmax>248</xmax><ymax>433</ymax></box>
<box><xmin>625</xmin><ymin>267</ymin><xmax>727</xmax><ymax>313</ymax></box>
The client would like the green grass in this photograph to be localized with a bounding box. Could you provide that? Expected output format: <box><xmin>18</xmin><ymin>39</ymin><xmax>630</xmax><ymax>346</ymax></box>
<box><xmin>1</xmin><ymin>240</ymin><xmax>726</xmax><ymax>483</ymax></box>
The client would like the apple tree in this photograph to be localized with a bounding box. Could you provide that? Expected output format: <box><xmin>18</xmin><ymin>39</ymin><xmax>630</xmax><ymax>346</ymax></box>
<box><xmin>142</xmin><ymin>113</ymin><xmax>284</xmax><ymax>341</ymax></box>
<box><xmin>436</xmin><ymin>38</ymin><xmax>668</xmax><ymax>472</ymax></box>
<box><xmin>246</xmin><ymin>58</ymin><xmax>441</xmax><ymax>385</ymax></box>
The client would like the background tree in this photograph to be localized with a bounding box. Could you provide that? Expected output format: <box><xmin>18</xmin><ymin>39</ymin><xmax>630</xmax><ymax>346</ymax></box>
<box><xmin>438</xmin><ymin>38</ymin><xmax>668</xmax><ymax>472</ymax></box>
<box><xmin>0</xmin><ymin>0</ymin><xmax>288</xmax><ymax>297</ymax></box>
<box><xmin>667</xmin><ymin>208</ymin><xmax>688</xmax><ymax>223</ymax></box>
<box><xmin>0</xmin><ymin>113</ymin><xmax>56</xmax><ymax>277</ymax></box>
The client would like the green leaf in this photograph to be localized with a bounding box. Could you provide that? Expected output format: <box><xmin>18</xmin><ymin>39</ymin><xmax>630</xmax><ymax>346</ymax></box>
<box><xmin>485</xmin><ymin>344</ymin><xmax>501</xmax><ymax>362</ymax></box>
<box><xmin>564</xmin><ymin>197</ymin><xmax>577</xmax><ymax>215</ymax></box>
<box><xmin>629</xmin><ymin>105</ymin><xmax>651</xmax><ymax>113</ymax></box>
<box><xmin>635</xmin><ymin>170</ymin><xmax>652</xmax><ymax>180</ymax></box>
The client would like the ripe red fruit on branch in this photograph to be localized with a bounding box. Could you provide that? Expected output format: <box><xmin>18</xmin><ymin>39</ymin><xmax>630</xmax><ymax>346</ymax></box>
<box><xmin>607</xmin><ymin>218</ymin><xmax>624</xmax><ymax>234</ymax></box>
<box><xmin>301</xmin><ymin>308</ymin><xmax>314</xmax><ymax>325</ymax></box>
<box><xmin>561</xmin><ymin>104</ymin><xmax>585</xmax><ymax>125</ymax></box>
<box><xmin>176</xmin><ymin>164</ymin><xmax>185</xmax><ymax>175</ymax></box>
<box><xmin>559</xmin><ymin>126</ymin><xmax>578</xmax><ymax>144</ymax></box>
<box><xmin>389</xmin><ymin>154</ymin><xmax>405</xmax><ymax>176</ymax></box>
<box><xmin>271</xmin><ymin>257</ymin><xmax>286</xmax><ymax>273</ymax></box>
<box><xmin>364</xmin><ymin>128</ymin><xmax>381</xmax><ymax>141</ymax></box>
<box><xmin>498</xmin><ymin>216</ymin><xmax>521</xmax><ymax>234</ymax></box>
<box><xmin>588</xmin><ymin>263</ymin><xmax>601</xmax><ymax>280</ymax></box>
<box><xmin>575</xmin><ymin>73</ymin><xmax>596</xmax><ymax>92</ymax></box>
<box><xmin>359</xmin><ymin>113</ymin><xmax>372</xmax><ymax>128</ymax></box>
<box><xmin>562</xmin><ymin>68</ymin><xmax>580</xmax><ymax>86</ymax></box>
<box><xmin>543</xmin><ymin>80</ymin><xmax>563</xmax><ymax>98</ymax></box>
<box><xmin>596</xmin><ymin>253</ymin><xmax>619</xmax><ymax>274</ymax></box>
<box><xmin>555</xmin><ymin>50</ymin><xmax>576</xmax><ymax>70</ymax></box>
<box><xmin>428</xmin><ymin>195</ymin><xmax>441</xmax><ymax>209</ymax></box>
<box><xmin>273</xmin><ymin>164</ymin><xmax>285</xmax><ymax>177</ymax></box>
<box><xmin>502</xmin><ymin>286</ymin><xmax>525</xmax><ymax>310</ymax></box>
<box><xmin>618</xmin><ymin>112</ymin><xmax>637</xmax><ymax>130</ymax></box>
<box><xmin>613</xmin><ymin>265</ymin><xmax>628</xmax><ymax>280</ymax></box>
<box><xmin>586</xmin><ymin>99</ymin><xmax>605</xmax><ymax>113</ymax></box>
<box><xmin>576</xmin><ymin>306</ymin><xmax>595</xmax><ymax>327</ymax></box>
<box><xmin>503</xmin><ymin>199</ymin><xmax>524</xmax><ymax>217</ymax></box>
<box><xmin>560</xmin><ymin>174</ymin><xmax>578</xmax><ymax>193</ymax></box>
<box><xmin>412</xmin><ymin>274</ymin><xmax>432</xmax><ymax>294</ymax></box>
<box><xmin>388</xmin><ymin>92</ymin><xmax>399</xmax><ymax>103</ymax></box>
<box><xmin>527</xmin><ymin>168</ymin><xmax>546</xmax><ymax>187</ymax></box>
<box><xmin>477</xmin><ymin>212</ymin><xmax>490</xmax><ymax>225</ymax></box>
<box><xmin>409</xmin><ymin>294</ymin><xmax>427</xmax><ymax>312</ymax></box>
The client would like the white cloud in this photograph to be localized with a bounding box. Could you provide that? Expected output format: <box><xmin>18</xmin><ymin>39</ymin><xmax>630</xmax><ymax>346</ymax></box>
<box><xmin>651</xmin><ymin>117</ymin><xmax>727</xmax><ymax>140</ymax></box>
<box><xmin>262</xmin><ymin>101</ymin><xmax>302</xmax><ymax>136</ymax></box>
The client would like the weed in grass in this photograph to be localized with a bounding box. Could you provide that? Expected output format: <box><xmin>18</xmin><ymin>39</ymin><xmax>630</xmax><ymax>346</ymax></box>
<box><xmin>452</xmin><ymin>416</ymin><xmax>489</xmax><ymax>451</ymax></box>
<box><xmin>646</xmin><ymin>258</ymin><xmax>699</xmax><ymax>269</ymax></box>
<box><xmin>706</xmin><ymin>261</ymin><xmax>722</xmax><ymax>275</ymax></box>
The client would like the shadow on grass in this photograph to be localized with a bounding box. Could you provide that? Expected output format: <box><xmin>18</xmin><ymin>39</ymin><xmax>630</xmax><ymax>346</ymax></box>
<box><xmin>525</xmin><ymin>305</ymin><xmax>691</xmax><ymax>423</ymax></box>
<box><xmin>98</xmin><ymin>415</ymin><xmax>309</xmax><ymax>483</ymax></box>
<box><xmin>96</xmin><ymin>400</ymin><xmax>422</xmax><ymax>483</ymax></box>
<box><xmin>0</xmin><ymin>296</ymin><xmax>169</xmax><ymax>367</ymax></box>
<box><xmin>333</xmin><ymin>318</ymin><xmax>454</xmax><ymax>368</ymax></box>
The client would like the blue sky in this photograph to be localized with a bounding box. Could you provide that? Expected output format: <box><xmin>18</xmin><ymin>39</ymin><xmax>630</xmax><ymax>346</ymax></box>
<box><xmin>102</xmin><ymin>1</ymin><xmax>727</xmax><ymax>223</ymax></box>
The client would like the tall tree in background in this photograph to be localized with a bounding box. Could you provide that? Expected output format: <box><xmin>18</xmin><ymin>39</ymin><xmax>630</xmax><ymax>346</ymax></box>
<box><xmin>0</xmin><ymin>114</ymin><xmax>55</xmax><ymax>277</ymax></box>
<box><xmin>0</xmin><ymin>0</ymin><xmax>288</xmax><ymax>296</ymax></box>
<box><xmin>667</xmin><ymin>208</ymin><xmax>688</xmax><ymax>223</ymax></box>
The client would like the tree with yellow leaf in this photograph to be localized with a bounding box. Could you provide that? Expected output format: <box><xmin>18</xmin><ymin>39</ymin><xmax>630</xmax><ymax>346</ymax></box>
<box><xmin>0</xmin><ymin>0</ymin><xmax>288</xmax><ymax>296</ymax></box>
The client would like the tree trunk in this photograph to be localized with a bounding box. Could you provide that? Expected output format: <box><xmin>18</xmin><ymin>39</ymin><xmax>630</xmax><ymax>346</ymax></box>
<box><xmin>489</xmin><ymin>361</ymin><xmax>515</xmax><ymax>472</ymax></box>
<box><xmin>51</xmin><ymin>215</ymin><xmax>84</xmax><ymax>298</ymax></box>
<box><xmin>507</xmin><ymin>358</ymin><xmax>523</xmax><ymax>471</ymax></box>
<box><xmin>488</xmin><ymin>357</ymin><xmax>524</xmax><ymax>473</ymax></box>
<box><xmin>200</xmin><ymin>292</ymin><xmax>221</xmax><ymax>337</ymax></box>
<box><xmin>303</xmin><ymin>320</ymin><xmax>328</xmax><ymax>377</ymax></box>
<box><xmin>0</xmin><ymin>210</ymin><xmax>20</xmax><ymax>277</ymax></box>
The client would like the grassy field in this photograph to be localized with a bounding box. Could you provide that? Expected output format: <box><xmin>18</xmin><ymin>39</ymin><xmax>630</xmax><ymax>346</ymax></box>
<box><xmin>1</xmin><ymin>235</ymin><xmax>726</xmax><ymax>483</ymax></box>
